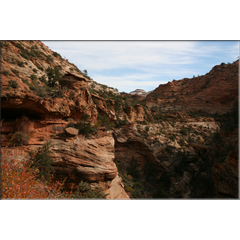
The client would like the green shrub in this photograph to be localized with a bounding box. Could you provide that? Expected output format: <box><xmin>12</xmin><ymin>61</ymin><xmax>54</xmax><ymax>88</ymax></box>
<box><xmin>97</xmin><ymin>115</ymin><xmax>112</xmax><ymax>131</ymax></box>
<box><xmin>15</xmin><ymin>43</ymin><xmax>32</xmax><ymax>60</ymax></box>
<box><xmin>93</xmin><ymin>98</ymin><xmax>99</xmax><ymax>105</ymax></box>
<box><xmin>11</xmin><ymin>68</ymin><xmax>19</xmax><ymax>77</ymax></box>
<box><xmin>188</xmin><ymin>136</ymin><xmax>194</xmax><ymax>143</ymax></box>
<box><xmin>35</xmin><ymin>87</ymin><xmax>47</xmax><ymax>97</ymax></box>
<box><xmin>9</xmin><ymin>131</ymin><xmax>29</xmax><ymax>146</ymax></box>
<box><xmin>69</xmin><ymin>114</ymin><xmax>97</xmax><ymax>136</ymax></box>
<box><xmin>52</xmin><ymin>51</ymin><xmax>62</xmax><ymax>58</ymax></box>
<box><xmin>114</xmin><ymin>96</ymin><xmax>123</xmax><ymax>113</ymax></box>
<box><xmin>179</xmin><ymin>138</ymin><xmax>185</xmax><ymax>146</ymax></box>
<box><xmin>169</xmin><ymin>134</ymin><xmax>176</xmax><ymax>141</ymax></box>
<box><xmin>17</xmin><ymin>60</ymin><xmax>25</xmax><ymax>67</ymax></box>
<box><xmin>174</xmin><ymin>151</ymin><xmax>188</xmax><ymax>176</ymax></box>
<box><xmin>75</xmin><ymin>122</ymin><xmax>97</xmax><ymax>136</ymax></box>
<box><xmin>39</xmin><ymin>75</ymin><xmax>47</xmax><ymax>83</ymax></box>
<box><xmin>29</xmin><ymin>85</ymin><xmax>37</xmax><ymax>91</ymax></box>
<box><xmin>124</xmin><ymin>183</ymin><xmax>134</xmax><ymax>193</ymax></box>
<box><xmin>22</xmin><ymin>78</ymin><xmax>29</xmax><ymax>84</ymax></box>
<box><xmin>30</xmin><ymin>74</ymin><xmax>37</xmax><ymax>82</ymax></box>
<box><xmin>127</xmin><ymin>156</ymin><xmax>141</xmax><ymax>180</ymax></box>
<box><xmin>2</xmin><ymin>41</ymin><xmax>9</xmax><ymax>47</ymax></box>
<box><xmin>33</xmin><ymin>69</ymin><xmax>38</xmax><ymax>73</ymax></box>
<box><xmin>142</xmin><ymin>162</ymin><xmax>158</xmax><ymax>184</ymax></box>
<box><xmin>71</xmin><ymin>181</ymin><xmax>108</xmax><ymax>199</ymax></box>
<box><xmin>38</xmin><ymin>66</ymin><xmax>44</xmax><ymax>71</ymax></box>
<box><xmin>2</xmin><ymin>70</ymin><xmax>10</xmax><ymax>76</ymax></box>
<box><xmin>154</xmin><ymin>112</ymin><xmax>163</xmax><ymax>120</ymax></box>
<box><xmin>165</xmin><ymin>145</ymin><xmax>173</xmax><ymax>153</ymax></box>
<box><xmin>30</xmin><ymin>45</ymin><xmax>38</xmax><ymax>50</ymax></box>
<box><xmin>8</xmin><ymin>80</ymin><xmax>18</xmax><ymax>88</ymax></box>
<box><xmin>106</xmin><ymin>100</ymin><xmax>111</xmax><ymax>108</ymax></box>
<box><xmin>46</xmin><ymin>66</ymin><xmax>61</xmax><ymax>87</ymax></box>
<box><xmin>29</xmin><ymin>141</ymin><xmax>54</xmax><ymax>183</ymax></box>
<box><xmin>194</xmin><ymin>131</ymin><xmax>199</xmax><ymax>135</ymax></box>
<box><xmin>46</xmin><ymin>55</ymin><xmax>54</xmax><ymax>63</ymax></box>
<box><xmin>180</xmin><ymin>128</ymin><xmax>187</xmax><ymax>135</ymax></box>
<box><xmin>55</xmin><ymin>89</ymin><xmax>65</xmax><ymax>98</ymax></box>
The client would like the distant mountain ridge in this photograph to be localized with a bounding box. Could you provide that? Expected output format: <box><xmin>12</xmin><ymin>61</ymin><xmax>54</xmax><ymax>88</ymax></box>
<box><xmin>145</xmin><ymin>60</ymin><xmax>239</xmax><ymax>114</ymax></box>
<box><xmin>130</xmin><ymin>89</ymin><xmax>152</xmax><ymax>97</ymax></box>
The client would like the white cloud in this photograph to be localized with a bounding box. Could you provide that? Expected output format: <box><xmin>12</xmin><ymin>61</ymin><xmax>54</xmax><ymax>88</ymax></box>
<box><xmin>43</xmin><ymin>41</ymin><xmax>201</xmax><ymax>71</ymax></box>
<box><xmin>91</xmin><ymin>72</ymin><xmax>181</xmax><ymax>93</ymax></box>
<box><xmin>42</xmin><ymin>41</ymin><xmax>239</xmax><ymax>92</ymax></box>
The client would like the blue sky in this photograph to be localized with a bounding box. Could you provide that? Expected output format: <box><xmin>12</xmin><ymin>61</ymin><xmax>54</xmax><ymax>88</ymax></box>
<box><xmin>42</xmin><ymin>41</ymin><xmax>239</xmax><ymax>93</ymax></box>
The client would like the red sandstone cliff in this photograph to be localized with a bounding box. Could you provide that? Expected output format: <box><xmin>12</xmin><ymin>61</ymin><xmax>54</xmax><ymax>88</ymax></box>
<box><xmin>146</xmin><ymin>60</ymin><xmax>239</xmax><ymax>114</ymax></box>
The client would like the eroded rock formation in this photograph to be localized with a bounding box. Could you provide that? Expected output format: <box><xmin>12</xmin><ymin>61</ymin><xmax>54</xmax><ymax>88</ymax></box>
<box><xmin>146</xmin><ymin>60</ymin><xmax>239</xmax><ymax>114</ymax></box>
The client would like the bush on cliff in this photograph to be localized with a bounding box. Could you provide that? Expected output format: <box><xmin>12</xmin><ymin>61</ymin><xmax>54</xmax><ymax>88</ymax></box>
<box><xmin>97</xmin><ymin>114</ymin><xmax>113</xmax><ymax>130</ymax></box>
<box><xmin>3</xmin><ymin>70</ymin><xmax>10</xmax><ymax>76</ymax></box>
<box><xmin>29</xmin><ymin>141</ymin><xmax>54</xmax><ymax>183</ymax></box>
<box><xmin>46</xmin><ymin>66</ymin><xmax>62</xmax><ymax>87</ymax></box>
<box><xmin>142</xmin><ymin>162</ymin><xmax>158</xmax><ymax>184</ymax></box>
<box><xmin>71</xmin><ymin>181</ymin><xmax>108</xmax><ymax>199</ymax></box>
<box><xmin>8</xmin><ymin>79</ymin><xmax>18</xmax><ymax>89</ymax></box>
<box><xmin>127</xmin><ymin>156</ymin><xmax>141</xmax><ymax>179</ymax></box>
<box><xmin>68</xmin><ymin>114</ymin><xmax>97</xmax><ymax>136</ymax></box>
<box><xmin>9</xmin><ymin>131</ymin><xmax>30</xmax><ymax>146</ymax></box>
<box><xmin>1</xmin><ymin>147</ymin><xmax>70</xmax><ymax>199</ymax></box>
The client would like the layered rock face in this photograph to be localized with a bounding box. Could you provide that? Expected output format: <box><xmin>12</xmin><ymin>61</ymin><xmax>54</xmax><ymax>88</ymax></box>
<box><xmin>1</xmin><ymin>41</ymin><xmax>97</xmax><ymax>122</ymax></box>
<box><xmin>146</xmin><ymin>60</ymin><xmax>239</xmax><ymax>114</ymax></box>
<box><xmin>126</xmin><ymin>104</ymin><xmax>145</xmax><ymax>122</ymax></box>
<box><xmin>49</xmin><ymin>133</ymin><xmax>129</xmax><ymax>199</ymax></box>
<box><xmin>91</xmin><ymin>94</ymin><xmax>117</xmax><ymax>122</ymax></box>
<box><xmin>50</xmin><ymin>134</ymin><xmax>117</xmax><ymax>183</ymax></box>
<box><xmin>0</xmin><ymin>40</ymin><xmax>129</xmax><ymax>199</ymax></box>
<box><xmin>113</xmin><ymin>125</ymin><xmax>162</xmax><ymax>170</ymax></box>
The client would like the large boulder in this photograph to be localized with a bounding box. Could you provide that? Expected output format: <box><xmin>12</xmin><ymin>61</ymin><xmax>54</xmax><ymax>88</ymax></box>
<box><xmin>65</xmin><ymin>127</ymin><xmax>78</xmax><ymax>136</ymax></box>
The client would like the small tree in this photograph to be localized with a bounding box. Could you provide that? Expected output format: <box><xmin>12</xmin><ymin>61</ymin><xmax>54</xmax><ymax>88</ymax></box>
<box><xmin>83</xmin><ymin>69</ymin><xmax>88</xmax><ymax>76</ymax></box>
<box><xmin>30</xmin><ymin>141</ymin><xmax>54</xmax><ymax>183</ymax></box>
<box><xmin>81</xmin><ymin>113</ymin><xmax>90</xmax><ymax>123</ymax></box>
<box><xmin>71</xmin><ymin>181</ymin><xmax>108</xmax><ymax>199</ymax></box>
<box><xmin>8</xmin><ymin>80</ymin><xmax>18</xmax><ymax>89</ymax></box>
<box><xmin>127</xmin><ymin>156</ymin><xmax>140</xmax><ymax>179</ymax></box>
<box><xmin>9</xmin><ymin>131</ymin><xmax>29</xmax><ymax>146</ymax></box>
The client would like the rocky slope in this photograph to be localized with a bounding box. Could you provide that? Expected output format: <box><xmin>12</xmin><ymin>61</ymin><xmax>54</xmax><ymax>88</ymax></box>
<box><xmin>146</xmin><ymin>60</ymin><xmax>239</xmax><ymax>115</ymax></box>
<box><xmin>0</xmin><ymin>40</ymin><xmax>129</xmax><ymax>199</ymax></box>
<box><xmin>1</xmin><ymin>40</ymin><xmax>238</xmax><ymax>199</ymax></box>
